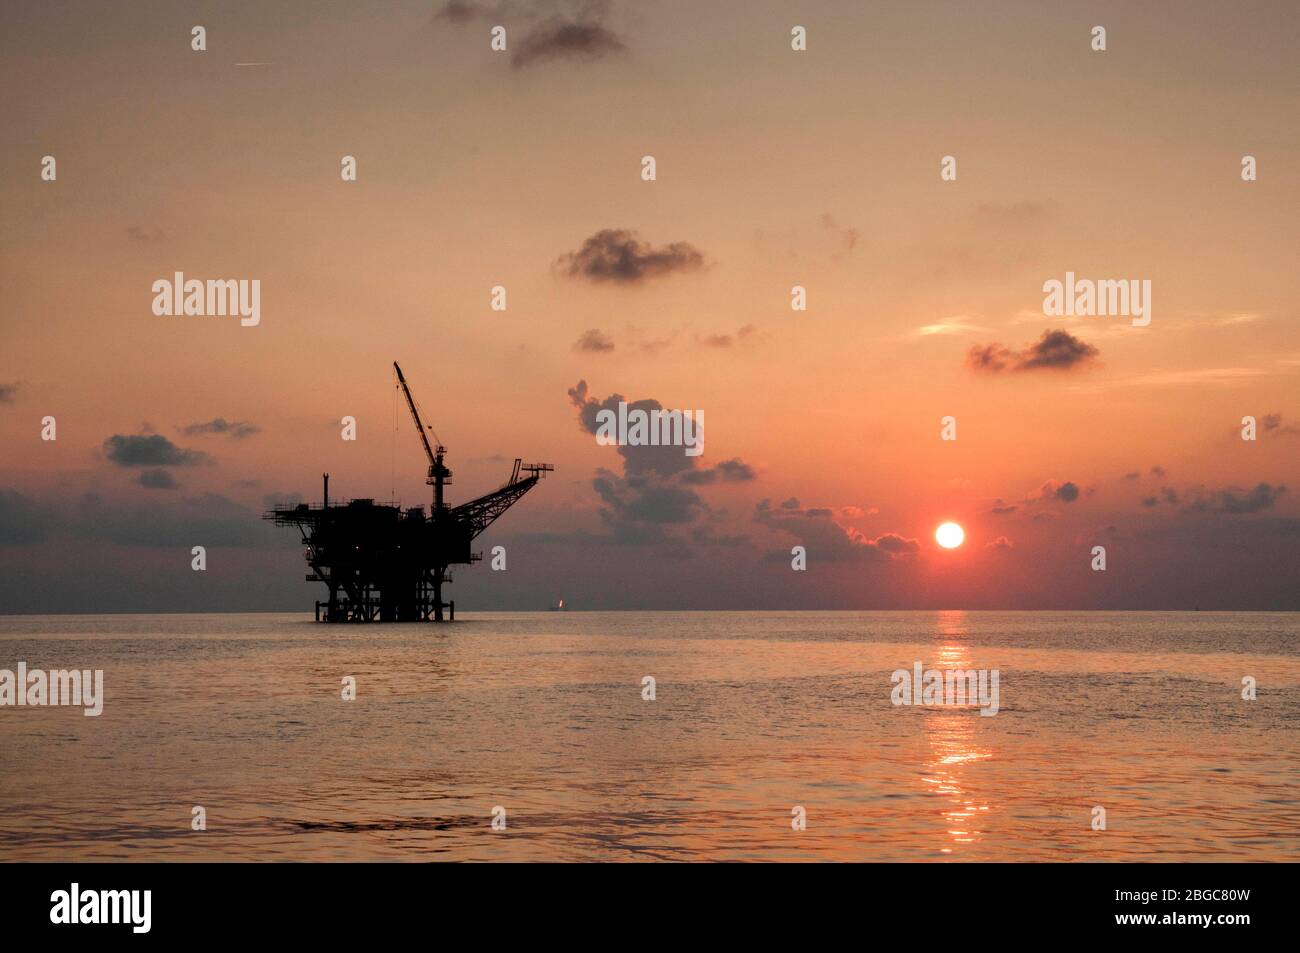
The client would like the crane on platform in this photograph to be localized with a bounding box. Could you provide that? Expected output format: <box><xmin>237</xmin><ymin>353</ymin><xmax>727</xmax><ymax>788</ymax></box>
<box><xmin>394</xmin><ymin>361</ymin><xmax>452</xmax><ymax>512</ymax></box>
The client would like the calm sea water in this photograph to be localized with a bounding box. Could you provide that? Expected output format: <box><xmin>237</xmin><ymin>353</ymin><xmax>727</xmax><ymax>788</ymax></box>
<box><xmin>1</xmin><ymin>611</ymin><xmax>1296</xmax><ymax>862</ymax></box>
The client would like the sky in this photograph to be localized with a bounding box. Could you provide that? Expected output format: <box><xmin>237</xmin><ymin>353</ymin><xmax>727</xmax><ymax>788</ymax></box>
<box><xmin>0</xmin><ymin>0</ymin><xmax>1297</xmax><ymax>612</ymax></box>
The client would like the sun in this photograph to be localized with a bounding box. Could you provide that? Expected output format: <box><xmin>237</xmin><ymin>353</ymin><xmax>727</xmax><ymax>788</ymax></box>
<box><xmin>935</xmin><ymin>522</ymin><xmax>965</xmax><ymax>549</ymax></box>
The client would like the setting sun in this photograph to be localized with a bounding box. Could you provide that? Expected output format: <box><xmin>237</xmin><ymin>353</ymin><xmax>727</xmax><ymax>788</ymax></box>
<box><xmin>935</xmin><ymin>522</ymin><xmax>965</xmax><ymax>549</ymax></box>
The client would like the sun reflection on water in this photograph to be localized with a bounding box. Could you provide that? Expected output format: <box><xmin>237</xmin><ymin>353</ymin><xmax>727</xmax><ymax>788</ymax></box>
<box><xmin>922</xmin><ymin>611</ymin><xmax>992</xmax><ymax>853</ymax></box>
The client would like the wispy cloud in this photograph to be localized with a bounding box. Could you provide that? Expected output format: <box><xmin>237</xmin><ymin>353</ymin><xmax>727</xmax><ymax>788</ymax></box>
<box><xmin>913</xmin><ymin>317</ymin><xmax>989</xmax><ymax>337</ymax></box>
<box><xmin>1068</xmin><ymin>366</ymin><xmax>1266</xmax><ymax>392</ymax></box>
<box><xmin>181</xmin><ymin>418</ymin><xmax>260</xmax><ymax>439</ymax></box>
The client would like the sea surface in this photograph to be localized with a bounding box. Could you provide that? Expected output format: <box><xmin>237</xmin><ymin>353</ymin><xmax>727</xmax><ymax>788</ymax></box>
<box><xmin>0</xmin><ymin>611</ymin><xmax>1297</xmax><ymax>862</ymax></box>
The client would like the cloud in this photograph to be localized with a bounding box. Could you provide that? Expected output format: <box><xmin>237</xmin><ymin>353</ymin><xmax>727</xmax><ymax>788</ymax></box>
<box><xmin>1074</xmin><ymin>366</ymin><xmax>1265</xmax><ymax>391</ymax></box>
<box><xmin>434</xmin><ymin>0</ymin><xmax>484</xmax><ymax>23</ymax></box>
<box><xmin>967</xmin><ymin>329</ymin><xmax>1099</xmax><ymax>373</ymax></box>
<box><xmin>71</xmin><ymin>492</ymin><xmax>280</xmax><ymax>548</ymax></box>
<box><xmin>697</xmin><ymin>325</ymin><xmax>757</xmax><ymax>349</ymax></box>
<box><xmin>567</xmin><ymin>381</ymin><xmax>754</xmax><ymax>550</ymax></box>
<box><xmin>1150</xmin><ymin>465</ymin><xmax>1167</xmax><ymax>478</ymax></box>
<box><xmin>986</xmin><ymin>535</ymin><xmax>1015</xmax><ymax>550</ymax></box>
<box><xmin>1260</xmin><ymin>413</ymin><xmax>1300</xmax><ymax>437</ymax></box>
<box><xmin>1209</xmin><ymin>312</ymin><xmax>1263</xmax><ymax>327</ymax></box>
<box><xmin>593</xmin><ymin>468</ymin><xmax>703</xmax><ymax>534</ymax></box>
<box><xmin>103</xmin><ymin>434</ymin><xmax>208</xmax><ymax>468</ymax></box>
<box><xmin>0</xmin><ymin>489</ymin><xmax>57</xmax><ymax>545</ymax></box>
<box><xmin>512</xmin><ymin>12</ymin><xmax>626</xmax><ymax>69</ymax></box>
<box><xmin>0</xmin><ymin>382</ymin><xmax>19</xmax><ymax>404</ymax></box>
<box><xmin>681</xmin><ymin>458</ymin><xmax>756</xmax><ymax>485</ymax></box>
<box><xmin>435</xmin><ymin>2</ymin><xmax>627</xmax><ymax>69</ymax></box>
<box><xmin>874</xmin><ymin>532</ymin><xmax>920</xmax><ymax>555</ymax></box>
<box><xmin>138</xmin><ymin>469</ymin><xmax>178</xmax><ymax>490</ymax></box>
<box><xmin>567</xmin><ymin>380</ymin><xmax>694</xmax><ymax>479</ymax></box>
<box><xmin>970</xmin><ymin>200</ymin><xmax>1058</xmax><ymax>229</ymax></box>
<box><xmin>989</xmin><ymin>500</ymin><xmax>1018</xmax><ymax>515</ymax></box>
<box><xmin>914</xmin><ymin>317</ymin><xmax>989</xmax><ymax>337</ymax></box>
<box><xmin>1187</xmin><ymin>483</ymin><xmax>1287</xmax><ymax>515</ymax></box>
<box><xmin>1039</xmin><ymin>480</ymin><xmax>1080</xmax><ymax>503</ymax></box>
<box><xmin>125</xmin><ymin>224</ymin><xmax>167</xmax><ymax>244</ymax></box>
<box><xmin>754</xmin><ymin>498</ymin><xmax>918</xmax><ymax>563</ymax></box>
<box><xmin>819</xmin><ymin>213</ymin><xmax>860</xmax><ymax>259</ymax></box>
<box><xmin>181</xmin><ymin>417</ymin><xmax>261</xmax><ymax>439</ymax></box>
<box><xmin>574</xmin><ymin>328</ymin><xmax>615</xmax><ymax>352</ymax></box>
<box><xmin>555</xmin><ymin>229</ymin><xmax>705</xmax><ymax>285</ymax></box>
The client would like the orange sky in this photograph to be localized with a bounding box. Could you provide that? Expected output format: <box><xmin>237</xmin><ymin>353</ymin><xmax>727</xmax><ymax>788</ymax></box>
<box><xmin>1</xmin><ymin>1</ymin><xmax>1297</xmax><ymax>611</ymax></box>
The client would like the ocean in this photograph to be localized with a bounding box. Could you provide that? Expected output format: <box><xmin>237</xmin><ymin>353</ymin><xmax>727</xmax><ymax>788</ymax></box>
<box><xmin>1</xmin><ymin>610</ymin><xmax>1296</xmax><ymax>861</ymax></box>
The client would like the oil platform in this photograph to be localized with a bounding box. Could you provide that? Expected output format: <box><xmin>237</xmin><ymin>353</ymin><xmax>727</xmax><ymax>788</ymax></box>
<box><xmin>265</xmin><ymin>362</ymin><xmax>552</xmax><ymax>622</ymax></box>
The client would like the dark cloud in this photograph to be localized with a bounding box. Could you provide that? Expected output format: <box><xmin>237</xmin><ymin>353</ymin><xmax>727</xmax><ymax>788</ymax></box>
<box><xmin>567</xmin><ymin>380</ymin><xmax>694</xmax><ymax>479</ymax></box>
<box><xmin>1260</xmin><ymin>413</ymin><xmax>1300</xmax><ymax>437</ymax></box>
<box><xmin>556</xmin><ymin>229</ymin><xmax>705</xmax><ymax>285</ymax></box>
<box><xmin>574</xmin><ymin>328</ymin><xmax>615</xmax><ymax>352</ymax></box>
<box><xmin>874</xmin><ymin>533</ymin><xmax>919</xmax><ymax>555</ymax></box>
<box><xmin>0</xmin><ymin>382</ymin><xmax>18</xmax><ymax>404</ymax></box>
<box><xmin>181</xmin><ymin>417</ymin><xmax>260</xmax><ymax>439</ymax></box>
<box><xmin>72</xmin><ymin>492</ymin><xmax>281</xmax><ymax>548</ymax></box>
<box><xmin>754</xmin><ymin>498</ymin><xmax>918</xmax><ymax>563</ymax></box>
<box><xmin>967</xmin><ymin>330</ymin><xmax>1099</xmax><ymax>373</ymax></box>
<box><xmin>715</xmin><ymin>458</ymin><xmax>756</xmax><ymax>482</ymax></box>
<box><xmin>567</xmin><ymin>381</ymin><xmax>754</xmax><ymax>550</ymax></box>
<box><xmin>1151</xmin><ymin>465</ymin><xmax>1168</xmax><ymax>478</ymax></box>
<box><xmin>139</xmin><ymin>469</ymin><xmax>178</xmax><ymax>490</ymax></box>
<box><xmin>434</xmin><ymin>2</ymin><xmax>627</xmax><ymax>68</ymax></box>
<box><xmin>676</xmin><ymin>457</ymin><xmax>759</xmax><ymax>483</ymax></box>
<box><xmin>680</xmin><ymin>459</ymin><xmax>756</xmax><ymax>486</ymax></box>
<box><xmin>103</xmin><ymin>433</ymin><xmax>209</xmax><ymax>467</ymax></box>
<box><xmin>513</xmin><ymin>14</ymin><xmax>626</xmax><ymax>69</ymax></box>
<box><xmin>1040</xmin><ymin>480</ymin><xmax>1080</xmax><ymax>503</ymax></box>
<box><xmin>1188</xmin><ymin>483</ymin><xmax>1287</xmax><ymax>515</ymax></box>
<box><xmin>0</xmin><ymin>489</ymin><xmax>57</xmax><ymax>545</ymax></box>
<box><xmin>698</xmin><ymin>325</ymin><xmax>757</xmax><ymax>349</ymax></box>
<box><xmin>1123</xmin><ymin>471</ymin><xmax>1141</xmax><ymax>481</ymax></box>
<box><xmin>593</xmin><ymin>468</ymin><xmax>703</xmax><ymax>534</ymax></box>
<box><xmin>434</xmin><ymin>0</ymin><xmax>483</xmax><ymax>23</ymax></box>
<box><xmin>989</xmin><ymin>499</ymin><xmax>1018</xmax><ymax>515</ymax></box>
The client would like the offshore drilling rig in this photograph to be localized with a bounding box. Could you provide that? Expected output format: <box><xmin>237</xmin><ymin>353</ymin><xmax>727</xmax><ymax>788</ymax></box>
<box><xmin>265</xmin><ymin>362</ymin><xmax>552</xmax><ymax>622</ymax></box>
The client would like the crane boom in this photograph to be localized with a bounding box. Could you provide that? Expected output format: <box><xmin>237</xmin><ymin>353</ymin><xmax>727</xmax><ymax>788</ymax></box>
<box><xmin>394</xmin><ymin>361</ymin><xmax>436</xmax><ymax>467</ymax></box>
